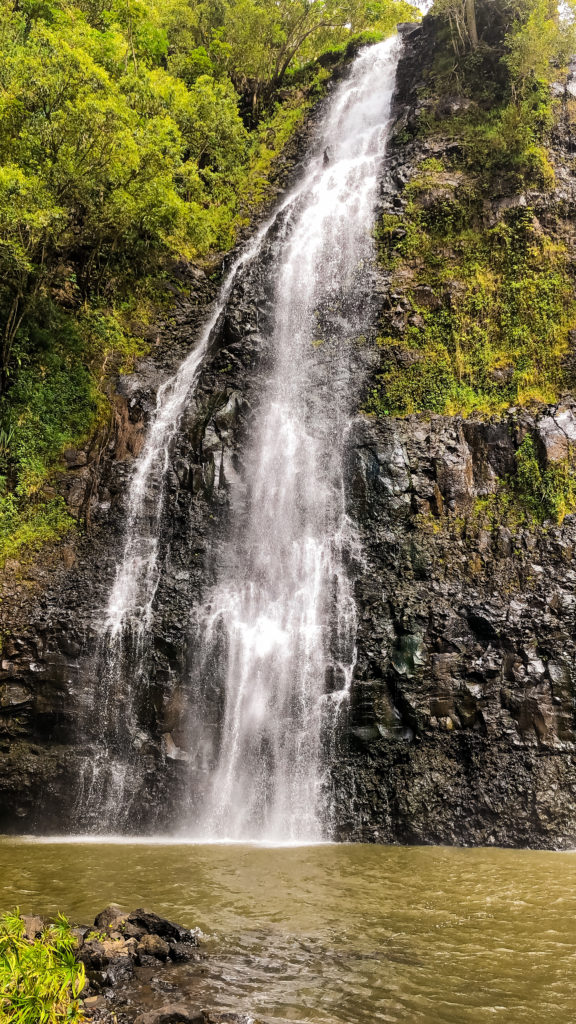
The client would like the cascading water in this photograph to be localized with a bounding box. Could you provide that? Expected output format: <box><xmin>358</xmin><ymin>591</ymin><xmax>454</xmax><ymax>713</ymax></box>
<box><xmin>81</xmin><ymin>35</ymin><xmax>401</xmax><ymax>837</ymax></box>
<box><xmin>191</xmin><ymin>36</ymin><xmax>401</xmax><ymax>841</ymax></box>
<box><xmin>78</xmin><ymin>229</ymin><xmax>275</xmax><ymax>828</ymax></box>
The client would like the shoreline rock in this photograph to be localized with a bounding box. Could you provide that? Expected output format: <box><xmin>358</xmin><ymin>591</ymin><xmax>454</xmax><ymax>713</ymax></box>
<box><xmin>24</xmin><ymin>904</ymin><xmax>256</xmax><ymax>1024</ymax></box>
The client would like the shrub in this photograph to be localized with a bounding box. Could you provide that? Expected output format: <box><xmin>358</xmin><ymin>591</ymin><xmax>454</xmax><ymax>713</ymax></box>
<box><xmin>0</xmin><ymin>496</ymin><xmax>74</xmax><ymax>568</ymax></box>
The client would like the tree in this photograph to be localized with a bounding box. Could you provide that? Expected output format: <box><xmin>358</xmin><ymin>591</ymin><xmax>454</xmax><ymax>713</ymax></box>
<box><xmin>465</xmin><ymin>0</ymin><xmax>478</xmax><ymax>46</ymax></box>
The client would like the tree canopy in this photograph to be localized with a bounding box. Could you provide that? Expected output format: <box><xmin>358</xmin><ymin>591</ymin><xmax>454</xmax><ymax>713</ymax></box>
<box><xmin>0</xmin><ymin>0</ymin><xmax>417</xmax><ymax>562</ymax></box>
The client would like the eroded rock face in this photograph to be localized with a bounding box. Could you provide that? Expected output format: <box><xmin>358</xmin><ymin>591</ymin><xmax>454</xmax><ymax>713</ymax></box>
<box><xmin>330</xmin><ymin>411</ymin><xmax>576</xmax><ymax>847</ymax></box>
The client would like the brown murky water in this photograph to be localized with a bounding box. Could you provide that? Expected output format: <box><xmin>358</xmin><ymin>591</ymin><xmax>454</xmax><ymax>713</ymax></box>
<box><xmin>1</xmin><ymin>839</ymin><xmax>576</xmax><ymax>1023</ymax></box>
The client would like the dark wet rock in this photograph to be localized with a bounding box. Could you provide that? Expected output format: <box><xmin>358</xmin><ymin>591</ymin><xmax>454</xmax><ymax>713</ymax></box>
<box><xmin>168</xmin><ymin>940</ymin><xmax>200</xmax><ymax>963</ymax></box>
<box><xmin>137</xmin><ymin>933</ymin><xmax>171</xmax><ymax>961</ymax></box>
<box><xmin>127</xmin><ymin>910</ymin><xmax>199</xmax><ymax>945</ymax></box>
<box><xmin>73</xmin><ymin>907</ymin><xmax>210</xmax><ymax>1022</ymax></box>
<box><xmin>134</xmin><ymin>1005</ymin><xmax>204</xmax><ymax>1024</ymax></box>
<box><xmin>3</xmin><ymin>16</ymin><xmax>576</xmax><ymax>851</ymax></box>
<box><xmin>94</xmin><ymin>904</ymin><xmax>125</xmax><ymax>931</ymax></box>
<box><xmin>79</xmin><ymin>907</ymin><xmax>199</xmax><ymax>981</ymax></box>
<box><xmin>104</xmin><ymin>952</ymin><xmax>138</xmax><ymax>987</ymax></box>
<box><xmin>397</xmin><ymin>21</ymin><xmax>421</xmax><ymax>37</ymax></box>
<box><xmin>329</xmin><ymin>402</ymin><xmax>576</xmax><ymax>846</ymax></box>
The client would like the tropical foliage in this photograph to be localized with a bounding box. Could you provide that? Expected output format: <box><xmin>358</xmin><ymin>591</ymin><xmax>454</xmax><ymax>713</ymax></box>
<box><xmin>0</xmin><ymin>910</ymin><xmax>85</xmax><ymax>1023</ymax></box>
<box><xmin>0</xmin><ymin>0</ymin><xmax>416</xmax><ymax>564</ymax></box>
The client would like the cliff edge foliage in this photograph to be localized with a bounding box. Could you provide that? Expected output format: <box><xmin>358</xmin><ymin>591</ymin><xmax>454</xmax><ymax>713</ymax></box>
<box><xmin>0</xmin><ymin>0</ymin><xmax>416</xmax><ymax>565</ymax></box>
<box><xmin>369</xmin><ymin>0</ymin><xmax>576</xmax><ymax>421</ymax></box>
<box><xmin>366</xmin><ymin>0</ymin><xmax>576</xmax><ymax>522</ymax></box>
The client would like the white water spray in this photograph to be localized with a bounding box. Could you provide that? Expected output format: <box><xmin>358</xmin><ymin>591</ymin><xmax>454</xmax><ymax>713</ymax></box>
<box><xmin>193</xmin><ymin>37</ymin><xmax>401</xmax><ymax>841</ymax></box>
<box><xmin>85</xmin><ymin>36</ymin><xmax>401</xmax><ymax>837</ymax></box>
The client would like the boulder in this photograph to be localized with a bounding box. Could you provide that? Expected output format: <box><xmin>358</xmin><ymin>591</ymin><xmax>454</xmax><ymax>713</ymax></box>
<box><xmin>137</xmin><ymin>933</ymin><xmax>171</xmax><ymax>961</ymax></box>
<box><xmin>536</xmin><ymin>407</ymin><xmax>576</xmax><ymax>464</ymax></box>
<box><xmin>134</xmin><ymin>1005</ymin><xmax>204</xmax><ymax>1024</ymax></box>
<box><xmin>126</xmin><ymin>909</ymin><xmax>197</xmax><ymax>944</ymax></box>
<box><xmin>94</xmin><ymin>903</ymin><xmax>126</xmax><ymax>931</ymax></box>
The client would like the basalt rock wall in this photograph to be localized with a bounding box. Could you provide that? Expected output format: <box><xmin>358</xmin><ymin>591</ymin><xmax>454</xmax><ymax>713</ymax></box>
<box><xmin>3</xmin><ymin>21</ymin><xmax>576</xmax><ymax>846</ymax></box>
<box><xmin>329</xmin><ymin>19</ymin><xmax>576</xmax><ymax>848</ymax></box>
<box><xmin>333</xmin><ymin>406</ymin><xmax>576</xmax><ymax>847</ymax></box>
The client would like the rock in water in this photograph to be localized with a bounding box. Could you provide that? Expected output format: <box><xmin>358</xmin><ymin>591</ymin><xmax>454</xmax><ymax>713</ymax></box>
<box><xmin>134</xmin><ymin>1007</ymin><xmax>205</xmax><ymax>1024</ymax></box>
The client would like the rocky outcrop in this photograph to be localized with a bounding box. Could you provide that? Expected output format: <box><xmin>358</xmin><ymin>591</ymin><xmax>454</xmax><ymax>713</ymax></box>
<box><xmin>19</xmin><ymin>905</ymin><xmax>257</xmax><ymax>1024</ymax></box>
<box><xmin>332</xmin><ymin>407</ymin><xmax>576</xmax><ymax>847</ymax></box>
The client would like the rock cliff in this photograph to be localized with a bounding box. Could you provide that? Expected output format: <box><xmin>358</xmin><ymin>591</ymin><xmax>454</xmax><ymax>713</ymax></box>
<box><xmin>331</xmin><ymin>19</ymin><xmax>576</xmax><ymax>847</ymax></box>
<box><xmin>3</xmin><ymin>18</ymin><xmax>576</xmax><ymax>847</ymax></box>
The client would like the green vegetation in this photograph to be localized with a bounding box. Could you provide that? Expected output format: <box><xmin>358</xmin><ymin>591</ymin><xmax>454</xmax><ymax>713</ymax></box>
<box><xmin>461</xmin><ymin>434</ymin><xmax>576</xmax><ymax>529</ymax></box>
<box><xmin>0</xmin><ymin>909</ymin><xmax>85</xmax><ymax>1023</ymax></box>
<box><xmin>368</xmin><ymin>200</ymin><xmax>576</xmax><ymax>415</ymax></box>
<box><xmin>0</xmin><ymin>497</ymin><xmax>74</xmax><ymax>566</ymax></box>
<box><xmin>514</xmin><ymin>435</ymin><xmax>576</xmax><ymax>521</ymax></box>
<box><xmin>0</xmin><ymin>0</ymin><xmax>417</xmax><ymax>566</ymax></box>
<box><xmin>367</xmin><ymin>0</ymin><xmax>576</xmax><ymax>421</ymax></box>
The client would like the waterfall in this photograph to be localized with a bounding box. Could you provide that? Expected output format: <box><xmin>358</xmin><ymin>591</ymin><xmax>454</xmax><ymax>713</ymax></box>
<box><xmin>78</xmin><ymin>222</ymin><xmax>280</xmax><ymax>828</ymax></box>
<box><xmin>81</xmin><ymin>35</ymin><xmax>401</xmax><ymax>837</ymax></box>
<box><xmin>191</xmin><ymin>37</ymin><xmax>401</xmax><ymax>841</ymax></box>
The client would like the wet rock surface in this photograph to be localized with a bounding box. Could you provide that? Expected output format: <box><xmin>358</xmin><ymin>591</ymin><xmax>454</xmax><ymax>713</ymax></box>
<box><xmin>322</xmin><ymin>18</ymin><xmax>576</xmax><ymax>849</ymax></box>
<box><xmin>332</xmin><ymin>410</ymin><xmax>576</xmax><ymax>848</ymax></box>
<box><xmin>3</xmin><ymin>22</ymin><xmax>576</xmax><ymax>847</ymax></box>
<box><xmin>21</xmin><ymin>905</ymin><xmax>260</xmax><ymax>1024</ymax></box>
